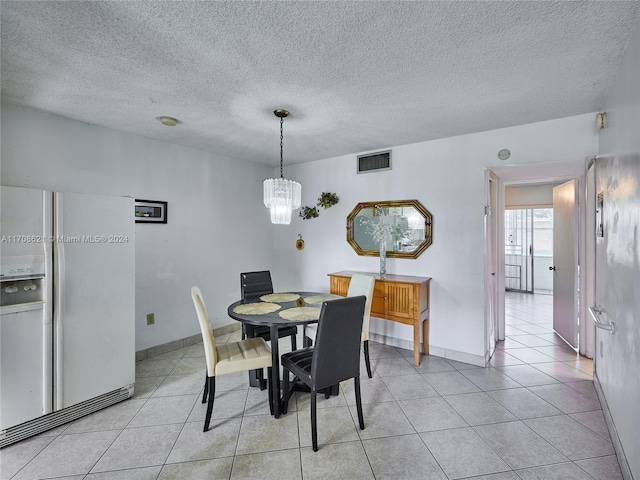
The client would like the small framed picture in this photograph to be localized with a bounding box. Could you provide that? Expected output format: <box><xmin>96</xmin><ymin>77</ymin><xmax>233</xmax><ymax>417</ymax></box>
<box><xmin>596</xmin><ymin>192</ymin><xmax>604</xmax><ymax>238</ymax></box>
<box><xmin>135</xmin><ymin>199</ymin><xmax>167</xmax><ymax>223</ymax></box>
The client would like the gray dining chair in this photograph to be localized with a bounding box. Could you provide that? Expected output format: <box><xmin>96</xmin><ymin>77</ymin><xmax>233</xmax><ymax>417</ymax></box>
<box><xmin>241</xmin><ymin>271</ymin><xmax>298</xmax><ymax>350</ymax></box>
<box><xmin>281</xmin><ymin>295</ymin><xmax>366</xmax><ymax>451</ymax></box>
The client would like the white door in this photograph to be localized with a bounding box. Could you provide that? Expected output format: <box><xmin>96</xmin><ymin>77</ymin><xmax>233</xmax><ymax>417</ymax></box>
<box><xmin>551</xmin><ymin>179</ymin><xmax>578</xmax><ymax>348</ymax></box>
<box><xmin>54</xmin><ymin>192</ymin><xmax>135</xmax><ymax>409</ymax></box>
<box><xmin>486</xmin><ymin>173</ymin><xmax>500</xmax><ymax>352</ymax></box>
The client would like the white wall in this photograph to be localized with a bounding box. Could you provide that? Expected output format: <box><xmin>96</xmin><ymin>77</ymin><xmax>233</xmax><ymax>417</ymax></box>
<box><xmin>600</xmin><ymin>12</ymin><xmax>640</xmax><ymax>156</ymax></box>
<box><xmin>505</xmin><ymin>183</ymin><xmax>557</xmax><ymax>207</ymax></box>
<box><xmin>272</xmin><ymin>114</ymin><xmax>598</xmax><ymax>363</ymax></box>
<box><xmin>1</xmin><ymin>105</ymin><xmax>601</xmax><ymax>363</ymax></box>
<box><xmin>596</xmin><ymin>12</ymin><xmax>640</xmax><ymax>480</ymax></box>
<box><xmin>1</xmin><ymin>105</ymin><xmax>273</xmax><ymax>351</ymax></box>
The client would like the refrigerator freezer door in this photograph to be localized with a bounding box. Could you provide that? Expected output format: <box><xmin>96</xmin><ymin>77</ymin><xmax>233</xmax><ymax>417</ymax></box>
<box><xmin>0</xmin><ymin>185</ymin><xmax>53</xmax><ymax>429</ymax></box>
<box><xmin>0</xmin><ymin>307</ymin><xmax>47</xmax><ymax>429</ymax></box>
<box><xmin>0</xmin><ymin>186</ymin><xmax>49</xmax><ymax>260</ymax></box>
<box><xmin>54</xmin><ymin>192</ymin><xmax>135</xmax><ymax>410</ymax></box>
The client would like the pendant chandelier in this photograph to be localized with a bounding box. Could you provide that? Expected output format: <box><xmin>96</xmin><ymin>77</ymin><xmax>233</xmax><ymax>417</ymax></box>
<box><xmin>263</xmin><ymin>109</ymin><xmax>301</xmax><ymax>225</ymax></box>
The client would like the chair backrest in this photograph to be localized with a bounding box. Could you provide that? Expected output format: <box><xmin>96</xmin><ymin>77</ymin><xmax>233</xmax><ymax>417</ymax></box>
<box><xmin>240</xmin><ymin>271</ymin><xmax>274</xmax><ymax>301</ymax></box>
<box><xmin>311</xmin><ymin>295</ymin><xmax>366</xmax><ymax>390</ymax></box>
<box><xmin>347</xmin><ymin>273</ymin><xmax>375</xmax><ymax>340</ymax></box>
<box><xmin>191</xmin><ymin>286</ymin><xmax>217</xmax><ymax>375</ymax></box>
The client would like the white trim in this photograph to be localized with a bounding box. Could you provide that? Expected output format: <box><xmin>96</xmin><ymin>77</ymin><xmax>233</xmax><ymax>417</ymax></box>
<box><xmin>594</xmin><ymin>373</ymin><xmax>633</xmax><ymax>480</ymax></box>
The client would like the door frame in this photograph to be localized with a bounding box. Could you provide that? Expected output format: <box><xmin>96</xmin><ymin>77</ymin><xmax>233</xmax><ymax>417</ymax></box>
<box><xmin>484</xmin><ymin>170</ymin><xmax>504</xmax><ymax>360</ymax></box>
<box><xmin>484</xmin><ymin>160</ymin><xmax>592</xmax><ymax>362</ymax></box>
<box><xmin>582</xmin><ymin>158</ymin><xmax>596</xmax><ymax>359</ymax></box>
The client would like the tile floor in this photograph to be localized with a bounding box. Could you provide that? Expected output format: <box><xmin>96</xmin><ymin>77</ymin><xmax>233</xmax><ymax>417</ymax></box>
<box><xmin>0</xmin><ymin>292</ymin><xmax>623</xmax><ymax>479</ymax></box>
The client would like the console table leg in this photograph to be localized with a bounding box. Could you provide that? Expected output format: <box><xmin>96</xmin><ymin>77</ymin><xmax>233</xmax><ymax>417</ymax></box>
<box><xmin>413</xmin><ymin>322</ymin><xmax>420</xmax><ymax>366</ymax></box>
<box><xmin>422</xmin><ymin>317</ymin><xmax>429</xmax><ymax>356</ymax></box>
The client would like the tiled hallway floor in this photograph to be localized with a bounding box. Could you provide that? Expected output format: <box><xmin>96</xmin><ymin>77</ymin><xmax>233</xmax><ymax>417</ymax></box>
<box><xmin>1</xmin><ymin>292</ymin><xmax>623</xmax><ymax>479</ymax></box>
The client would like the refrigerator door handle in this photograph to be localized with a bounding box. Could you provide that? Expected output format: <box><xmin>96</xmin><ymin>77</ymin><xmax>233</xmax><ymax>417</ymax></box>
<box><xmin>53</xmin><ymin>192</ymin><xmax>65</xmax><ymax>409</ymax></box>
<box><xmin>43</xmin><ymin>191</ymin><xmax>53</xmax><ymax>415</ymax></box>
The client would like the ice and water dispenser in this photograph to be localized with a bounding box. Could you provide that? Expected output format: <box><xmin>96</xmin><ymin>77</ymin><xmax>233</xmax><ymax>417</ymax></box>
<box><xmin>0</xmin><ymin>256</ymin><xmax>46</xmax><ymax>312</ymax></box>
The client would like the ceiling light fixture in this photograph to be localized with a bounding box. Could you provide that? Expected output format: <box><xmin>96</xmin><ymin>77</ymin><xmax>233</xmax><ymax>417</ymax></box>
<box><xmin>159</xmin><ymin>116</ymin><xmax>178</xmax><ymax>126</ymax></box>
<box><xmin>497</xmin><ymin>149</ymin><xmax>511</xmax><ymax>161</ymax></box>
<box><xmin>263</xmin><ymin>109</ymin><xmax>302</xmax><ymax>225</ymax></box>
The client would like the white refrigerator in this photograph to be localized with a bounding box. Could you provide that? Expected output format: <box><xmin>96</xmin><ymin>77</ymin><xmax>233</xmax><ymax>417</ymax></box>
<box><xmin>0</xmin><ymin>186</ymin><xmax>135</xmax><ymax>447</ymax></box>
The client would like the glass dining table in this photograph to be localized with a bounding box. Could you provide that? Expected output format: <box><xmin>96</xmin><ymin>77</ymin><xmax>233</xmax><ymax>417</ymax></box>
<box><xmin>227</xmin><ymin>291</ymin><xmax>341</xmax><ymax>418</ymax></box>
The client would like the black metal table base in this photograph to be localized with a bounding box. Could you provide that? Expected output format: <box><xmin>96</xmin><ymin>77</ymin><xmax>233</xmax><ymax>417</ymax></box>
<box><xmin>248</xmin><ymin>370</ymin><xmax>267</xmax><ymax>390</ymax></box>
<box><xmin>249</xmin><ymin>373</ymin><xmax>340</xmax><ymax>411</ymax></box>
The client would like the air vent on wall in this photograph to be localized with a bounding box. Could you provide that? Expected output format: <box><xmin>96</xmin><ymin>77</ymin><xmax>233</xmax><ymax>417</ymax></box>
<box><xmin>357</xmin><ymin>150</ymin><xmax>391</xmax><ymax>174</ymax></box>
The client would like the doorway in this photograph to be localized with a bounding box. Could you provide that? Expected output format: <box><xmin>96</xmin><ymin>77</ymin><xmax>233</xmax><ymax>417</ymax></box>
<box><xmin>484</xmin><ymin>161</ymin><xmax>591</xmax><ymax>361</ymax></box>
<box><xmin>504</xmin><ymin>207</ymin><xmax>554</xmax><ymax>294</ymax></box>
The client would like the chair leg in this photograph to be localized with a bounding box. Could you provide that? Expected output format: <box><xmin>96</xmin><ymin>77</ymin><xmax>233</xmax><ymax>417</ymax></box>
<box><xmin>354</xmin><ymin>376</ymin><xmax>365</xmax><ymax>430</ymax></box>
<box><xmin>311</xmin><ymin>391</ymin><xmax>318</xmax><ymax>452</ymax></box>
<box><xmin>282</xmin><ymin>368</ymin><xmax>290</xmax><ymax>414</ymax></box>
<box><xmin>267</xmin><ymin>367</ymin><xmax>274</xmax><ymax>416</ymax></box>
<box><xmin>243</xmin><ymin>324</ymin><xmax>253</xmax><ymax>340</ymax></box>
<box><xmin>204</xmin><ymin>376</ymin><xmax>215</xmax><ymax>432</ymax></box>
<box><xmin>302</xmin><ymin>325</ymin><xmax>313</xmax><ymax>347</ymax></box>
<box><xmin>202</xmin><ymin>372</ymin><xmax>209</xmax><ymax>403</ymax></box>
<box><xmin>256</xmin><ymin>367</ymin><xmax>266</xmax><ymax>391</ymax></box>
<box><xmin>363</xmin><ymin>340</ymin><xmax>372</xmax><ymax>378</ymax></box>
<box><xmin>290</xmin><ymin>332</ymin><xmax>297</xmax><ymax>351</ymax></box>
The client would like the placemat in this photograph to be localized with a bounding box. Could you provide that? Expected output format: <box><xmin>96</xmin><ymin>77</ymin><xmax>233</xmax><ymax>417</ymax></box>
<box><xmin>260</xmin><ymin>293</ymin><xmax>301</xmax><ymax>303</ymax></box>
<box><xmin>303</xmin><ymin>294</ymin><xmax>343</xmax><ymax>305</ymax></box>
<box><xmin>278</xmin><ymin>306</ymin><xmax>321</xmax><ymax>321</ymax></box>
<box><xmin>233</xmin><ymin>302</ymin><xmax>281</xmax><ymax>315</ymax></box>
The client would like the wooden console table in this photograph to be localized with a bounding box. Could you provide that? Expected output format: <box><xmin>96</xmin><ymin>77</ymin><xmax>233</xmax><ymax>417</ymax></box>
<box><xmin>328</xmin><ymin>271</ymin><xmax>431</xmax><ymax>366</ymax></box>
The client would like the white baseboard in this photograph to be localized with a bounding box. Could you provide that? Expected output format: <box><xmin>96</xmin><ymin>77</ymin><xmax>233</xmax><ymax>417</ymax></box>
<box><xmin>428</xmin><ymin>344</ymin><xmax>486</xmax><ymax>367</ymax></box>
<box><xmin>368</xmin><ymin>332</ymin><xmax>486</xmax><ymax>367</ymax></box>
<box><xmin>593</xmin><ymin>373</ymin><xmax>633</xmax><ymax>480</ymax></box>
<box><xmin>136</xmin><ymin>323</ymin><xmax>241</xmax><ymax>362</ymax></box>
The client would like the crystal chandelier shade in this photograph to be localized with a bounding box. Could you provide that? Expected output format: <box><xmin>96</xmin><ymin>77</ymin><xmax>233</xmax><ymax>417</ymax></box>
<box><xmin>263</xmin><ymin>109</ymin><xmax>302</xmax><ymax>225</ymax></box>
<box><xmin>263</xmin><ymin>177</ymin><xmax>302</xmax><ymax>224</ymax></box>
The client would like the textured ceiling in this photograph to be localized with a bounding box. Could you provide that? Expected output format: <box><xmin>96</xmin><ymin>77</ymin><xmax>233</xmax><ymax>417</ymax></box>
<box><xmin>1</xmin><ymin>1</ymin><xmax>638</xmax><ymax>167</ymax></box>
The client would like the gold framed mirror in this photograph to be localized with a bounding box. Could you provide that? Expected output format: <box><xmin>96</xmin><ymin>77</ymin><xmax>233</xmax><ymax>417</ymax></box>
<box><xmin>346</xmin><ymin>200</ymin><xmax>433</xmax><ymax>258</ymax></box>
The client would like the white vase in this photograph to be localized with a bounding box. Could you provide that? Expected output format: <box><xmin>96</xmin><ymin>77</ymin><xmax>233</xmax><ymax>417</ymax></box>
<box><xmin>379</xmin><ymin>240</ymin><xmax>387</xmax><ymax>277</ymax></box>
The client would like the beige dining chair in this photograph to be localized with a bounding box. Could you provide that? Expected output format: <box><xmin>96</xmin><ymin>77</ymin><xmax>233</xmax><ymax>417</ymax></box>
<box><xmin>303</xmin><ymin>273</ymin><xmax>376</xmax><ymax>377</ymax></box>
<box><xmin>191</xmin><ymin>286</ymin><xmax>273</xmax><ymax>432</ymax></box>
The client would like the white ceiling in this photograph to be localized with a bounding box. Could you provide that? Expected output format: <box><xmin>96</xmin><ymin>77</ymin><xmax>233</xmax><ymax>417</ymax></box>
<box><xmin>1</xmin><ymin>1</ymin><xmax>638</xmax><ymax>167</ymax></box>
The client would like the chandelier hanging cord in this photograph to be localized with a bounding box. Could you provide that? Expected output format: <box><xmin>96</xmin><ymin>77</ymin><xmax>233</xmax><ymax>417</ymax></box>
<box><xmin>280</xmin><ymin>115</ymin><xmax>284</xmax><ymax>178</ymax></box>
<box><xmin>274</xmin><ymin>108</ymin><xmax>289</xmax><ymax>179</ymax></box>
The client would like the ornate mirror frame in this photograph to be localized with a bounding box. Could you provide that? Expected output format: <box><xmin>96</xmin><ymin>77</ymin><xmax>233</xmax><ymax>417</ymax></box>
<box><xmin>346</xmin><ymin>199</ymin><xmax>433</xmax><ymax>259</ymax></box>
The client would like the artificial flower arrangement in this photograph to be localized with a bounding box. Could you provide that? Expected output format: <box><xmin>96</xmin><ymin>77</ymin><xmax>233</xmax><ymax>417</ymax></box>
<box><xmin>359</xmin><ymin>205</ymin><xmax>410</xmax><ymax>244</ymax></box>
<box><xmin>299</xmin><ymin>206</ymin><xmax>320</xmax><ymax>220</ymax></box>
<box><xmin>317</xmin><ymin>192</ymin><xmax>339</xmax><ymax>209</ymax></box>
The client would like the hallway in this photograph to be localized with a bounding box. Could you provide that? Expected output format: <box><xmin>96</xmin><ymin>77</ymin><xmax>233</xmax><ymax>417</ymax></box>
<box><xmin>494</xmin><ymin>291</ymin><xmax>590</xmax><ymax>372</ymax></box>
